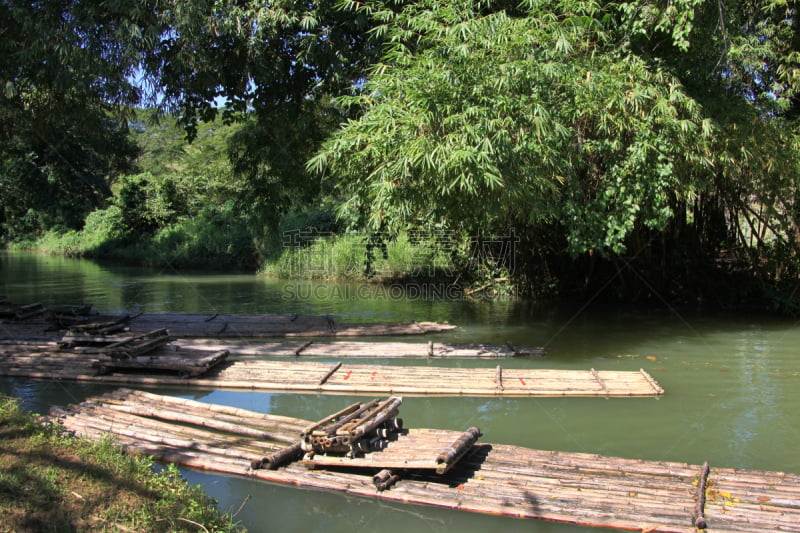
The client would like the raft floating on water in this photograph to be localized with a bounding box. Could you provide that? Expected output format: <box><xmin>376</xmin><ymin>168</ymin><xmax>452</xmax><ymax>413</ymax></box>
<box><xmin>0</xmin><ymin>308</ymin><xmax>458</xmax><ymax>340</ymax></box>
<box><xmin>50</xmin><ymin>389</ymin><xmax>800</xmax><ymax>533</ymax></box>
<box><xmin>0</xmin><ymin>343</ymin><xmax>662</xmax><ymax>396</ymax></box>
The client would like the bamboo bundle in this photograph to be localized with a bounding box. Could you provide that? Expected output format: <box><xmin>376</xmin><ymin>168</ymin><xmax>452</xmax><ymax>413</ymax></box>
<box><xmin>88</xmin><ymin>388</ymin><xmax>310</xmax><ymax>435</ymax></box>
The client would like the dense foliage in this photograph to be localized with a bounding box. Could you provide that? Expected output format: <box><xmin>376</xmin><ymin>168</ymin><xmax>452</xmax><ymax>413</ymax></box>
<box><xmin>311</xmin><ymin>0</ymin><xmax>800</xmax><ymax>306</ymax></box>
<box><xmin>0</xmin><ymin>0</ymin><xmax>151</xmax><ymax>237</ymax></box>
<box><xmin>2</xmin><ymin>0</ymin><xmax>800</xmax><ymax>309</ymax></box>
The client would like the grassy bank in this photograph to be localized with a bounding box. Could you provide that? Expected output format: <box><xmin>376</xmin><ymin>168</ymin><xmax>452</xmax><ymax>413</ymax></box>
<box><xmin>0</xmin><ymin>395</ymin><xmax>245</xmax><ymax>533</ymax></box>
<box><xmin>12</xmin><ymin>200</ymin><xmax>259</xmax><ymax>271</ymax></box>
<box><xmin>261</xmin><ymin>231</ymin><xmax>459</xmax><ymax>281</ymax></box>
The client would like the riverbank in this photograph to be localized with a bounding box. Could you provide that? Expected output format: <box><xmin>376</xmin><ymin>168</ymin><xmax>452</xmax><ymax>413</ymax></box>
<box><xmin>0</xmin><ymin>394</ymin><xmax>245</xmax><ymax>533</ymax></box>
<box><xmin>8</xmin><ymin>228</ymin><xmax>516</xmax><ymax>298</ymax></box>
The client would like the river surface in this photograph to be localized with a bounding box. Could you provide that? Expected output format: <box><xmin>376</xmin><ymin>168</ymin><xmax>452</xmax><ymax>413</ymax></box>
<box><xmin>1</xmin><ymin>250</ymin><xmax>799</xmax><ymax>533</ymax></box>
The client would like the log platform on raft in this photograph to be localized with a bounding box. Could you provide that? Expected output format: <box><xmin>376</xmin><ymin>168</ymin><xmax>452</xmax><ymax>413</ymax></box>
<box><xmin>50</xmin><ymin>389</ymin><xmax>800</xmax><ymax>533</ymax></box>
<box><xmin>0</xmin><ymin>343</ymin><xmax>663</xmax><ymax>397</ymax></box>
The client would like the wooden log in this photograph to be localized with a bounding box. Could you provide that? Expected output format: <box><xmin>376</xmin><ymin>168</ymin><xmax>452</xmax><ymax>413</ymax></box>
<box><xmin>317</xmin><ymin>361</ymin><xmax>342</xmax><ymax>386</ymax></box>
<box><xmin>435</xmin><ymin>426</ymin><xmax>482</xmax><ymax>474</ymax></box>
<box><xmin>373</xmin><ymin>469</ymin><xmax>401</xmax><ymax>491</ymax></box>
<box><xmin>694</xmin><ymin>461</ymin><xmax>710</xmax><ymax>529</ymax></box>
<box><xmin>252</xmin><ymin>442</ymin><xmax>304</xmax><ymax>470</ymax></box>
<box><xmin>295</xmin><ymin>340</ymin><xmax>313</xmax><ymax>356</ymax></box>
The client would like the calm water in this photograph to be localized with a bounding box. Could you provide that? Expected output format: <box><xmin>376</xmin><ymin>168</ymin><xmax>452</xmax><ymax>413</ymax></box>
<box><xmin>1</xmin><ymin>251</ymin><xmax>799</xmax><ymax>533</ymax></box>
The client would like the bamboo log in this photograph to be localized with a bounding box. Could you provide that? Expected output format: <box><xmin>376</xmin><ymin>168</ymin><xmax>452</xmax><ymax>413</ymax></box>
<box><xmin>317</xmin><ymin>362</ymin><xmax>342</xmax><ymax>386</ymax></box>
<box><xmin>301</xmin><ymin>400</ymin><xmax>362</xmax><ymax>437</ymax></box>
<box><xmin>591</xmin><ymin>368</ymin><xmax>608</xmax><ymax>394</ymax></box>
<box><xmin>694</xmin><ymin>461</ymin><xmax>710</xmax><ymax>529</ymax></box>
<box><xmin>435</xmin><ymin>426</ymin><xmax>482</xmax><ymax>474</ymax></box>
<box><xmin>326</xmin><ymin>399</ymin><xmax>381</xmax><ymax>435</ymax></box>
<box><xmin>252</xmin><ymin>442</ymin><xmax>304</xmax><ymax>470</ymax></box>
<box><xmin>640</xmin><ymin>368</ymin><xmax>665</xmax><ymax>395</ymax></box>
<box><xmin>350</xmin><ymin>396</ymin><xmax>403</xmax><ymax>438</ymax></box>
<box><xmin>373</xmin><ymin>469</ymin><xmax>401</xmax><ymax>491</ymax></box>
<box><xmin>295</xmin><ymin>340</ymin><xmax>313</xmax><ymax>356</ymax></box>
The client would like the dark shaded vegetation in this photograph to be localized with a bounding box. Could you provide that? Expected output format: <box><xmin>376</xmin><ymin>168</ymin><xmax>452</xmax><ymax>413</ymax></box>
<box><xmin>3</xmin><ymin>0</ymin><xmax>800</xmax><ymax>312</ymax></box>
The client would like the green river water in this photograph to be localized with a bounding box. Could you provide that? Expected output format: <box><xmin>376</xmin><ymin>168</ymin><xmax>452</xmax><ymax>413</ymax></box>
<box><xmin>1</xmin><ymin>250</ymin><xmax>798</xmax><ymax>533</ymax></box>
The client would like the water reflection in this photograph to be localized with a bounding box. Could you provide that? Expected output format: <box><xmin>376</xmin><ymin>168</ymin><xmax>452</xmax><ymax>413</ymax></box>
<box><xmin>2</xmin><ymin>250</ymin><xmax>800</xmax><ymax>533</ymax></box>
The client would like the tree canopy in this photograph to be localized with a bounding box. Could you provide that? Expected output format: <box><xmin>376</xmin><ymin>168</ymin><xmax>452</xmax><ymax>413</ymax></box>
<box><xmin>2</xmin><ymin>0</ymin><xmax>800</xmax><ymax>308</ymax></box>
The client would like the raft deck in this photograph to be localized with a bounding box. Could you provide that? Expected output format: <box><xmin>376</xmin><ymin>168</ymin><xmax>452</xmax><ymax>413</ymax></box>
<box><xmin>0</xmin><ymin>343</ymin><xmax>663</xmax><ymax>397</ymax></box>
<box><xmin>165</xmin><ymin>339</ymin><xmax>546</xmax><ymax>358</ymax></box>
<box><xmin>51</xmin><ymin>389</ymin><xmax>800</xmax><ymax>533</ymax></box>
<box><xmin>0</xmin><ymin>309</ymin><xmax>457</xmax><ymax>340</ymax></box>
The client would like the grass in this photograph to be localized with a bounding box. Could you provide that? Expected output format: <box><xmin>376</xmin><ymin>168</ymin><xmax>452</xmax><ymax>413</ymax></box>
<box><xmin>0</xmin><ymin>395</ymin><xmax>246</xmax><ymax>533</ymax></box>
<box><xmin>261</xmin><ymin>231</ymin><xmax>458</xmax><ymax>282</ymax></box>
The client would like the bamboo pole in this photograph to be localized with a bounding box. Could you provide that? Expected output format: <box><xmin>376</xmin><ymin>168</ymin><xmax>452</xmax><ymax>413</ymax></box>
<box><xmin>317</xmin><ymin>362</ymin><xmax>342</xmax><ymax>386</ymax></box>
<box><xmin>435</xmin><ymin>427</ymin><xmax>482</xmax><ymax>474</ymax></box>
<box><xmin>694</xmin><ymin>461</ymin><xmax>710</xmax><ymax>529</ymax></box>
<box><xmin>252</xmin><ymin>442</ymin><xmax>304</xmax><ymax>470</ymax></box>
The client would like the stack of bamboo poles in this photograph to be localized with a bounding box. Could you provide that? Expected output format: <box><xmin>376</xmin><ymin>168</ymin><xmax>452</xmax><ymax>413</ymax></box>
<box><xmin>50</xmin><ymin>389</ymin><xmax>800</xmax><ymax>533</ymax></box>
<box><xmin>303</xmin><ymin>426</ymin><xmax>483</xmax><ymax>475</ymax></box>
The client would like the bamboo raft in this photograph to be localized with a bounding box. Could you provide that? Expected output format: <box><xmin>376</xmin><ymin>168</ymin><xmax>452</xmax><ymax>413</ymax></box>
<box><xmin>0</xmin><ymin>343</ymin><xmax>663</xmax><ymax>396</ymax></box>
<box><xmin>114</xmin><ymin>339</ymin><xmax>545</xmax><ymax>358</ymax></box>
<box><xmin>0</xmin><ymin>307</ymin><xmax>457</xmax><ymax>339</ymax></box>
<box><xmin>50</xmin><ymin>389</ymin><xmax>800</xmax><ymax>533</ymax></box>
